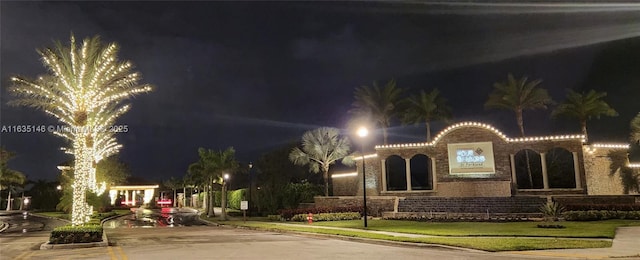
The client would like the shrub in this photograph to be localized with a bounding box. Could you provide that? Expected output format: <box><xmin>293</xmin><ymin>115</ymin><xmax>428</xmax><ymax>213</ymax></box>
<box><xmin>563</xmin><ymin>210</ymin><xmax>640</xmax><ymax>221</ymax></box>
<box><xmin>267</xmin><ymin>214</ymin><xmax>282</xmax><ymax>221</ymax></box>
<box><xmin>563</xmin><ymin>204</ymin><xmax>640</xmax><ymax>211</ymax></box>
<box><xmin>228</xmin><ymin>189</ymin><xmax>247</xmax><ymax>210</ymax></box>
<box><xmin>539</xmin><ymin>201</ymin><xmax>565</xmax><ymax>221</ymax></box>
<box><xmin>537</xmin><ymin>224</ymin><xmax>565</xmax><ymax>229</ymax></box>
<box><xmin>49</xmin><ymin>225</ymin><xmax>103</xmax><ymax>244</ymax></box>
<box><xmin>291</xmin><ymin>212</ymin><xmax>361</xmax><ymax>222</ymax></box>
<box><xmin>278</xmin><ymin>206</ymin><xmax>365</xmax><ymax>220</ymax></box>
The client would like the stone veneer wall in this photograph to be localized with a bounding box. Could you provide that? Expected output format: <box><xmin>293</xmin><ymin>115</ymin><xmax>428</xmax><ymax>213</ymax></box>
<box><xmin>372</xmin><ymin>126</ymin><xmax>586</xmax><ymax>197</ymax></box>
<box><xmin>314</xmin><ymin>196</ymin><xmax>395</xmax><ymax>217</ymax></box>
<box><xmin>332</xmin><ymin>174</ymin><xmax>359</xmax><ymax>196</ymax></box>
<box><xmin>583</xmin><ymin>147</ymin><xmax>627</xmax><ymax>195</ymax></box>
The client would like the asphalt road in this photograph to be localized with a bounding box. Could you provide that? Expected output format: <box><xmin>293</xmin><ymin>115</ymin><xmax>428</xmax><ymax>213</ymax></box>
<box><xmin>0</xmin><ymin>212</ymin><xmax>68</xmax><ymax>259</ymax></box>
<box><xmin>0</xmin><ymin>213</ymin><xmax>564</xmax><ymax>260</ymax></box>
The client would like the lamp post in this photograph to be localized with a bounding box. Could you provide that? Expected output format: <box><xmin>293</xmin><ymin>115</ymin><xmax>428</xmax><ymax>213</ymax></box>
<box><xmin>357</xmin><ymin>126</ymin><xmax>369</xmax><ymax>228</ymax></box>
<box><xmin>221</xmin><ymin>173</ymin><xmax>230</xmax><ymax>220</ymax></box>
<box><xmin>248</xmin><ymin>162</ymin><xmax>253</xmax><ymax>216</ymax></box>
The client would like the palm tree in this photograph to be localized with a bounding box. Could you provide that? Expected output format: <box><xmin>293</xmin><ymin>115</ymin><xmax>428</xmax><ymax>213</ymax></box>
<box><xmin>402</xmin><ymin>89</ymin><xmax>452</xmax><ymax>142</ymax></box>
<box><xmin>8</xmin><ymin>34</ymin><xmax>152</xmax><ymax>225</ymax></box>
<box><xmin>163</xmin><ymin>177</ymin><xmax>180</xmax><ymax>207</ymax></box>
<box><xmin>1</xmin><ymin>149</ymin><xmax>26</xmax><ymax>211</ymax></box>
<box><xmin>631</xmin><ymin>113</ymin><xmax>640</xmax><ymax>144</ymax></box>
<box><xmin>485</xmin><ymin>74</ymin><xmax>553</xmax><ymax>188</ymax></box>
<box><xmin>289</xmin><ymin>127</ymin><xmax>354</xmax><ymax>196</ymax></box>
<box><xmin>485</xmin><ymin>74</ymin><xmax>553</xmax><ymax>137</ymax></box>
<box><xmin>187</xmin><ymin>147</ymin><xmax>238</xmax><ymax>218</ymax></box>
<box><xmin>552</xmin><ymin>89</ymin><xmax>617</xmax><ymax>142</ymax></box>
<box><xmin>349</xmin><ymin>79</ymin><xmax>403</xmax><ymax>144</ymax></box>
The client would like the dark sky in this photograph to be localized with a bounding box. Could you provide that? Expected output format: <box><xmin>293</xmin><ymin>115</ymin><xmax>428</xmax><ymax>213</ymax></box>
<box><xmin>2</xmin><ymin>1</ymin><xmax>640</xmax><ymax>182</ymax></box>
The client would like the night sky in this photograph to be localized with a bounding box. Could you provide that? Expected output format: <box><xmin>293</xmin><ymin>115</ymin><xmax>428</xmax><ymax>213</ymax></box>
<box><xmin>2</xmin><ymin>1</ymin><xmax>640</xmax><ymax>182</ymax></box>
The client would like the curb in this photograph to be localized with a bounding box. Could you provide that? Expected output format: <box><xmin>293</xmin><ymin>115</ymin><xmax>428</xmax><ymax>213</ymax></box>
<box><xmin>220</xmin><ymin>222</ymin><xmax>483</xmax><ymax>253</ymax></box>
<box><xmin>38</xmin><ymin>212</ymin><xmax>132</xmax><ymax>250</ymax></box>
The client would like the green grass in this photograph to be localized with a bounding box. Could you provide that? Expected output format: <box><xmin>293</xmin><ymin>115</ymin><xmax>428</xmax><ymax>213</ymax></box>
<box><xmin>37</xmin><ymin>211</ymin><xmax>70</xmax><ymax>220</ymax></box>
<box><xmin>311</xmin><ymin>219</ymin><xmax>640</xmax><ymax>238</ymax></box>
<box><xmin>225</xmin><ymin>221</ymin><xmax>612</xmax><ymax>252</ymax></box>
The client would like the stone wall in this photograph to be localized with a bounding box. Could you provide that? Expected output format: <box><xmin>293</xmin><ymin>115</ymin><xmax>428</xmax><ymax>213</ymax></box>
<box><xmin>332</xmin><ymin>174</ymin><xmax>358</xmax><ymax>196</ymax></box>
<box><xmin>583</xmin><ymin>147</ymin><xmax>627</xmax><ymax>195</ymax></box>
<box><xmin>398</xmin><ymin>196</ymin><xmax>547</xmax><ymax>213</ymax></box>
<box><xmin>436</xmin><ymin>181</ymin><xmax>511</xmax><ymax>197</ymax></box>
<box><xmin>314</xmin><ymin>196</ymin><xmax>395</xmax><ymax>216</ymax></box>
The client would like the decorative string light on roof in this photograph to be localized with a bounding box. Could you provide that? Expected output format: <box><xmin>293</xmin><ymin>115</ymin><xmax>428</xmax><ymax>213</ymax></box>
<box><xmin>375</xmin><ymin>121</ymin><xmax>585</xmax><ymax>149</ymax></box>
<box><xmin>628</xmin><ymin>163</ymin><xmax>640</xmax><ymax>168</ymax></box>
<box><xmin>591</xmin><ymin>143</ymin><xmax>630</xmax><ymax>149</ymax></box>
<box><xmin>353</xmin><ymin>154</ymin><xmax>378</xmax><ymax>160</ymax></box>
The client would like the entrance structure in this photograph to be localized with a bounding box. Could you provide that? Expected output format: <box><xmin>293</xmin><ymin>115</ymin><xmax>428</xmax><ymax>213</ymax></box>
<box><xmin>108</xmin><ymin>185</ymin><xmax>159</xmax><ymax>206</ymax></box>
<box><xmin>325</xmin><ymin>122</ymin><xmax>638</xmax><ymax>217</ymax></box>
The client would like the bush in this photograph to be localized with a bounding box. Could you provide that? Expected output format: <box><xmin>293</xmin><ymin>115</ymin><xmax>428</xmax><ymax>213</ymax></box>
<box><xmin>228</xmin><ymin>189</ymin><xmax>247</xmax><ymax>210</ymax></box>
<box><xmin>291</xmin><ymin>212</ymin><xmax>361</xmax><ymax>222</ymax></box>
<box><xmin>539</xmin><ymin>201</ymin><xmax>565</xmax><ymax>221</ymax></box>
<box><xmin>563</xmin><ymin>204</ymin><xmax>640</xmax><ymax>211</ymax></box>
<box><xmin>278</xmin><ymin>206</ymin><xmax>365</xmax><ymax>220</ymax></box>
<box><xmin>563</xmin><ymin>210</ymin><xmax>640</xmax><ymax>221</ymax></box>
<box><xmin>49</xmin><ymin>225</ymin><xmax>103</xmax><ymax>244</ymax></box>
<box><xmin>267</xmin><ymin>214</ymin><xmax>282</xmax><ymax>221</ymax></box>
<box><xmin>537</xmin><ymin>224</ymin><xmax>565</xmax><ymax>229</ymax></box>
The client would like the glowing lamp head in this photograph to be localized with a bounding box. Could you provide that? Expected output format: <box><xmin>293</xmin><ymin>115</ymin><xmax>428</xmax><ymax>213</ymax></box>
<box><xmin>224</xmin><ymin>173</ymin><xmax>230</xmax><ymax>180</ymax></box>
<box><xmin>357</xmin><ymin>127</ymin><xmax>369</xmax><ymax>138</ymax></box>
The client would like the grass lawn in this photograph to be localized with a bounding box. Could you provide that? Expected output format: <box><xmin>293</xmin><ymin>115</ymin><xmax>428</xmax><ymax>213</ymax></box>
<box><xmin>311</xmin><ymin>219</ymin><xmax>640</xmax><ymax>238</ymax></box>
<box><xmin>36</xmin><ymin>211</ymin><xmax>69</xmax><ymax>220</ymax></box>
<box><xmin>225</xmin><ymin>221</ymin><xmax>613</xmax><ymax>252</ymax></box>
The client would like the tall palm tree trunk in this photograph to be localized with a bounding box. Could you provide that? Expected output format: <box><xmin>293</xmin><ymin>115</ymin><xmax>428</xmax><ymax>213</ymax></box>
<box><xmin>323</xmin><ymin>169</ymin><xmax>329</xmax><ymax>196</ymax></box>
<box><xmin>382</xmin><ymin>128</ymin><xmax>389</xmax><ymax>145</ymax></box>
<box><xmin>426</xmin><ymin>121</ymin><xmax>432</xmax><ymax>142</ymax></box>
<box><xmin>5</xmin><ymin>190</ymin><xmax>11</xmax><ymax>211</ymax></box>
<box><xmin>207</xmin><ymin>177</ymin><xmax>215</xmax><ymax>217</ymax></box>
<box><xmin>221</xmin><ymin>182</ymin><xmax>227</xmax><ymax>220</ymax></box>
<box><xmin>517</xmin><ymin>110</ymin><xmax>535</xmax><ymax>188</ymax></box>
<box><xmin>581</xmin><ymin>120</ymin><xmax>588</xmax><ymax>143</ymax></box>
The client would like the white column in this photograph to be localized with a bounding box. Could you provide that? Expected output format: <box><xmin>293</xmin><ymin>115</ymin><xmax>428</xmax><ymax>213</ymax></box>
<box><xmin>541</xmin><ymin>152</ymin><xmax>549</xmax><ymax>189</ymax></box>
<box><xmin>572</xmin><ymin>152</ymin><xmax>582</xmax><ymax>189</ymax></box>
<box><xmin>125</xmin><ymin>190</ymin><xmax>130</xmax><ymax>205</ymax></box>
<box><xmin>405</xmin><ymin>158</ymin><xmax>412</xmax><ymax>191</ymax></box>
<box><xmin>431</xmin><ymin>158</ymin><xmax>437</xmax><ymax>191</ymax></box>
<box><xmin>509</xmin><ymin>154</ymin><xmax>517</xmax><ymax>187</ymax></box>
<box><xmin>381</xmin><ymin>159</ymin><xmax>387</xmax><ymax>192</ymax></box>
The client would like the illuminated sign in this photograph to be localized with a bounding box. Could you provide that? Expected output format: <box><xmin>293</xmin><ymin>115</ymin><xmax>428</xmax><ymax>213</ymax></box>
<box><xmin>447</xmin><ymin>142</ymin><xmax>495</xmax><ymax>175</ymax></box>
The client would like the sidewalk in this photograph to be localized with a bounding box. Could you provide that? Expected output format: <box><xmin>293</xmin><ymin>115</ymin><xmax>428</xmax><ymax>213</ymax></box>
<box><xmin>223</xmin><ymin>221</ymin><xmax>640</xmax><ymax>259</ymax></box>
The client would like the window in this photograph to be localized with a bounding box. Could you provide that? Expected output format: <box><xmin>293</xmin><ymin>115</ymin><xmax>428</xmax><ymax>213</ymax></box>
<box><xmin>514</xmin><ymin>149</ymin><xmax>543</xmax><ymax>189</ymax></box>
<box><xmin>546</xmin><ymin>148</ymin><xmax>576</xmax><ymax>188</ymax></box>
<box><xmin>410</xmin><ymin>154</ymin><xmax>432</xmax><ymax>190</ymax></box>
<box><xmin>385</xmin><ymin>155</ymin><xmax>407</xmax><ymax>191</ymax></box>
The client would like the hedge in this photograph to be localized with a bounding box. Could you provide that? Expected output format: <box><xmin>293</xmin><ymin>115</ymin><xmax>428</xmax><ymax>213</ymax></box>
<box><xmin>49</xmin><ymin>225</ymin><xmax>103</xmax><ymax>244</ymax></box>
<box><xmin>291</xmin><ymin>212</ymin><xmax>361</xmax><ymax>222</ymax></box>
<box><xmin>563</xmin><ymin>210</ymin><xmax>640</xmax><ymax>221</ymax></box>
<box><xmin>278</xmin><ymin>206</ymin><xmax>364</xmax><ymax>220</ymax></box>
<box><xmin>563</xmin><ymin>204</ymin><xmax>640</xmax><ymax>211</ymax></box>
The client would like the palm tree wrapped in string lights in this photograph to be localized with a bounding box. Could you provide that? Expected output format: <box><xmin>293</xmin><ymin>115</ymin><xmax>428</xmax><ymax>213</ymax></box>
<box><xmin>9</xmin><ymin>35</ymin><xmax>152</xmax><ymax>225</ymax></box>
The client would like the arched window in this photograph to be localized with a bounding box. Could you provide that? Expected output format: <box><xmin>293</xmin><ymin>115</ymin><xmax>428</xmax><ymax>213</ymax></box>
<box><xmin>385</xmin><ymin>155</ymin><xmax>407</xmax><ymax>191</ymax></box>
<box><xmin>410</xmin><ymin>154</ymin><xmax>432</xmax><ymax>190</ymax></box>
<box><xmin>514</xmin><ymin>149</ymin><xmax>543</xmax><ymax>189</ymax></box>
<box><xmin>546</xmin><ymin>148</ymin><xmax>576</xmax><ymax>188</ymax></box>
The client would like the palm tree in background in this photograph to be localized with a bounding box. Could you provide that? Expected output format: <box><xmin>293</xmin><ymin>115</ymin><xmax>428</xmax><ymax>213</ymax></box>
<box><xmin>552</xmin><ymin>89</ymin><xmax>618</xmax><ymax>143</ymax></box>
<box><xmin>485</xmin><ymin>74</ymin><xmax>553</xmax><ymax>137</ymax></box>
<box><xmin>349</xmin><ymin>79</ymin><xmax>403</xmax><ymax>144</ymax></box>
<box><xmin>163</xmin><ymin>177</ymin><xmax>181</xmax><ymax>207</ymax></box>
<box><xmin>485</xmin><ymin>74</ymin><xmax>553</xmax><ymax>188</ymax></box>
<box><xmin>1</xmin><ymin>149</ymin><xmax>26</xmax><ymax>211</ymax></box>
<box><xmin>8</xmin><ymin>34</ymin><xmax>152</xmax><ymax>225</ymax></box>
<box><xmin>187</xmin><ymin>147</ymin><xmax>238</xmax><ymax>218</ymax></box>
<box><xmin>402</xmin><ymin>89</ymin><xmax>452</xmax><ymax>142</ymax></box>
<box><xmin>631</xmin><ymin>113</ymin><xmax>640</xmax><ymax>144</ymax></box>
<box><xmin>289</xmin><ymin>127</ymin><xmax>354</xmax><ymax>196</ymax></box>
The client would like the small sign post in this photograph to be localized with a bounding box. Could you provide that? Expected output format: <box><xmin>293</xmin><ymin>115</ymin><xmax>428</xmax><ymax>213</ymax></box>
<box><xmin>240</xmin><ymin>201</ymin><xmax>248</xmax><ymax>222</ymax></box>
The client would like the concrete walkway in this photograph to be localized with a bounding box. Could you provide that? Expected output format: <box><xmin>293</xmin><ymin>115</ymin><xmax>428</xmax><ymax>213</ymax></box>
<box><xmin>223</xmin><ymin>221</ymin><xmax>640</xmax><ymax>259</ymax></box>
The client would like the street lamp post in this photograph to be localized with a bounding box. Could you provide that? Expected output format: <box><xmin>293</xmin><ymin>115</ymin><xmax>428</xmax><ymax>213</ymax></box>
<box><xmin>248</xmin><ymin>162</ymin><xmax>253</xmax><ymax>216</ymax></box>
<box><xmin>357</xmin><ymin>126</ymin><xmax>369</xmax><ymax>228</ymax></box>
<box><xmin>221</xmin><ymin>173</ymin><xmax>230</xmax><ymax>220</ymax></box>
